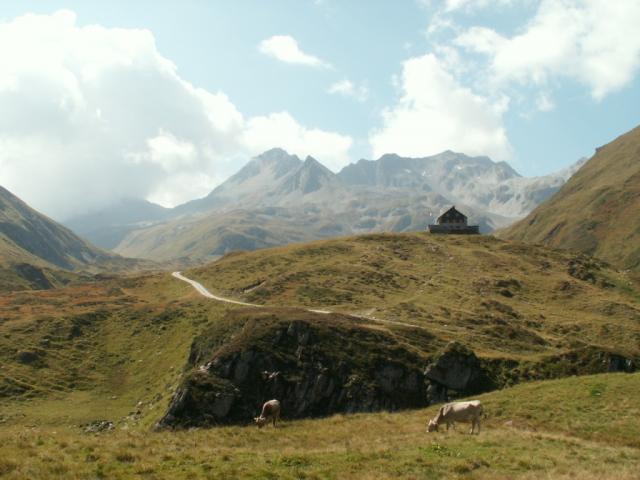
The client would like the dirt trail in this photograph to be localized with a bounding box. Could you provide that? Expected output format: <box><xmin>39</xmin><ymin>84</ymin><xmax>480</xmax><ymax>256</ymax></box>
<box><xmin>172</xmin><ymin>271</ymin><xmax>428</xmax><ymax>331</ymax></box>
<box><xmin>172</xmin><ymin>271</ymin><xmax>257</xmax><ymax>307</ymax></box>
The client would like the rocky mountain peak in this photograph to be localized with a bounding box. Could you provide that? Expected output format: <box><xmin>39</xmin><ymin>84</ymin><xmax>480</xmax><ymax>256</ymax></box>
<box><xmin>302</xmin><ymin>155</ymin><xmax>331</xmax><ymax>172</ymax></box>
<box><xmin>256</xmin><ymin>147</ymin><xmax>300</xmax><ymax>165</ymax></box>
<box><xmin>276</xmin><ymin>155</ymin><xmax>339</xmax><ymax>196</ymax></box>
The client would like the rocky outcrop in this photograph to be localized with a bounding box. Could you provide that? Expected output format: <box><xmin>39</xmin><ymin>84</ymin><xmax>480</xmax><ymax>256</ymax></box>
<box><xmin>483</xmin><ymin>345</ymin><xmax>637</xmax><ymax>388</ymax></box>
<box><xmin>157</xmin><ymin>308</ymin><xmax>638</xmax><ymax>429</ymax></box>
<box><xmin>157</xmin><ymin>309</ymin><xmax>430</xmax><ymax>428</ymax></box>
<box><xmin>424</xmin><ymin>342</ymin><xmax>494</xmax><ymax>404</ymax></box>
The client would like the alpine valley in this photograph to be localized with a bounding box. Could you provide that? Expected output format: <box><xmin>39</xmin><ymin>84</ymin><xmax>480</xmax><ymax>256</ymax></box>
<box><xmin>2</xmin><ymin>127</ymin><xmax>639</xmax><ymax>480</ymax></box>
<box><xmin>3</xmin><ymin>3</ymin><xmax>640</xmax><ymax>478</ymax></box>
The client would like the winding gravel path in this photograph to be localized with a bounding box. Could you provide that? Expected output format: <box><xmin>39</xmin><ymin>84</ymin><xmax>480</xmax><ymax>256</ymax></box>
<box><xmin>172</xmin><ymin>271</ymin><xmax>426</xmax><ymax>330</ymax></box>
<box><xmin>172</xmin><ymin>271</ymin><xmax>258</xmax><ymax>307</ymax></box>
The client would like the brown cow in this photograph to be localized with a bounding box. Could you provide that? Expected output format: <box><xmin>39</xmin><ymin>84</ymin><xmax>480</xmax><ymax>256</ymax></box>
<box><xmin>254</xmin><ymin>399</ymin><xmax>281</xmax><ymax>428</ymax></box>
<box><xmin>427</xmin><ymin>400</ymin><xmax>483</xmax><ymax>434</ymax></box>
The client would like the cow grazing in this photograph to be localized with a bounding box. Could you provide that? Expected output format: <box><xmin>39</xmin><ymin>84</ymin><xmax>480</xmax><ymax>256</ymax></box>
<box><xmin>254</xmin><ymin>399</ymin><xmax>281</xmax><ymax>428</ymax></box>
<box><xmin>427</xmin><ymin>400</ymin><xmax>483</xmax><ymax>434</ymax></box>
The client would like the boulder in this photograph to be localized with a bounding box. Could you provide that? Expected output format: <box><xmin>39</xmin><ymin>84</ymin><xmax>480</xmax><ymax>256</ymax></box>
<box><xmin>424</xmin><ymin>342</ymin><xmax>491</xmax><ymax>403</ymax></box>
<box><xmin>424</xmin><ymin>341</ymin><xmax>484</xmax><ymax>391</ymax></box>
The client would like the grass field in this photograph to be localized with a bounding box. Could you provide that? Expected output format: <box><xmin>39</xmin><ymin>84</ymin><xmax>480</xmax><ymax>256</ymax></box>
<box><xmin>2</xmin><ymin>232</ymin><xmax>640</xmax><ymax>478</ymax></box>
<box><xmin>188</xmin><ymin>233</ymin><xmax>640</xmax><ymax>360</ymax></box>
<box><xmin>0</xmin><ymin>272</ymin><xmax>235</xmax><ymax>430</ymax></box>
<box><xmin>0</xmin><ymin>372</ymin><xmax>639</xmax><ymax>479</ymax></box>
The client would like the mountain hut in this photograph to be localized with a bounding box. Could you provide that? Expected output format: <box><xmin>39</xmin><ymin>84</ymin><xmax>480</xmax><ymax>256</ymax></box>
<box><xmin>428</xmin><ymin>206</ymin><xmax>479</xmax><ymax>234</ymax></box>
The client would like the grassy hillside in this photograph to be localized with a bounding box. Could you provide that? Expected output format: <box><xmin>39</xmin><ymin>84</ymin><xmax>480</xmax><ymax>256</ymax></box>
<box><xmin>188</xmin><ymin>232</ymin><xmax>640</xmax><ymax>361</ymax></box>
<box><xmin>0</xmin><ymin>272</ymin><xmax>230</xmax><ymax>425</ymax></box>
<box><xmin>0</xmin><ymin>185</ymin><xmax>116</xmax><ymax>270</ymax></box>
<box><xmin>114</xmin><ymin>208</ymin><xmax>344</xmax><ymax>262</ymax></box>
<box><xmin>0</xmin><ymin>186</ymin><xmax>155</xmax><ymax>292</ymax></box>
<box><xmin>500</xmin><ymin>125</ymin><xmax>640</xmax><ymax>271</ymax></box>
<box><xmin>1</xmin><ymin>372</ymin><xmax>639</xmax><ymax>479</ymax></box>
<box><xmin>1</xmin><ymin>229</ymin><xmax>639</xmax><ymax>478</ymax></box>
<box><xmin>0</xmin><ymin>230</ymin><xmax>639</xmax><ymax>477</ymax></box>
<box><xmin>3</xmin><ymin>233</ymin><xmax>637</xmax><ymax>427</ymax></box>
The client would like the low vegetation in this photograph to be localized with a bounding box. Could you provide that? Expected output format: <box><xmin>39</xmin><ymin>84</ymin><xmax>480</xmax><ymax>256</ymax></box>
<box><xmin>500</xmin><ymin>125</ymin><xmax>640</xmax><ymax>271</ymax></box>
<box><xmin>0</xmin><ymin>373</ymin><xmax>639</xmax><ymax>479</ymax></box>
<box><xmin>1</xmin><ymin>230</ymin><xmax>639</xmax><ymax>478</ymax></box>
<box><xmin>188</xmin><ymin>233</ymin><xmax>640</xmax><ymax>361</ymax></box>
<box><xmin>0</xmin><ymin>185</ymin><xmax>158</xmax><ymax>294</ymax></box>
<box><xmin>0</xmin><ymin>273</ymin><xmax>232</xmax><ymax>429</ymax></box>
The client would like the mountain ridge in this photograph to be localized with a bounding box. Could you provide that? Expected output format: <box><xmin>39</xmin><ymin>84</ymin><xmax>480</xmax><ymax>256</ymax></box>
<box><xmin>500</xmin><ymin>125</ymin><xmax>640</xmax><ymax>271</ymax></box>
<box><xmin>64</xmin><ymin>197</ymin><xmax>173</xmax><ymax>250</ymax></box>
<box><xmin>66</xmin><ymin>148</ymin><xmax>585</xmax><ymax>261</ymax></box>
<box><xmin>0</xmin><ymin>185</ymin><xmax>154</xmax><ymax>291</ymax></box>
<box><xmin>0</xmin><ymin>185</ymin><xmax>115</xmax><ymax>270</ymax></box>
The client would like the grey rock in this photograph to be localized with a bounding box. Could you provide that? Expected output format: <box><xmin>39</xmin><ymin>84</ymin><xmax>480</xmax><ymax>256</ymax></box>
<box><xmin>376</xmin><ymin>365</ymin><xmax>404</xmax><ymax>394</ymax></box>
<box><xmin>83</xmin><ymin>420</ymin><xmax>114</xmax><ymax>433</ymax></box>
<box><xmin>211</xmin><ymin>394</ymin><xmax>235</xmax><ymax>418</ymax></box>
<box><xmin>158</xmin><ymin>317</ymin><xmax>432</xmax><ymax>428</ymax></box>
<box><xmin>233</xmin><ymin>350</ymin><xmax>255</xmax><ymax>384</ymax></box>
<box><xmin>424</xmin><ymin>341</ymin><xmax>484</xmax><ymax>392</ymax></box>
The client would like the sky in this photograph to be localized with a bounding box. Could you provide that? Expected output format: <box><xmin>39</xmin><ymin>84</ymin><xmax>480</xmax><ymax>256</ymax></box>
<box><xmin>0</xmin><ymin>0</ymin><xmax>639</xmax><ymax>220</ymax></box>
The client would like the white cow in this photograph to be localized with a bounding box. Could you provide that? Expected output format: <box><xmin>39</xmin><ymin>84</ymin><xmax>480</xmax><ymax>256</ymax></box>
<box><xmin>254</xmin><ymin>399</ymin><xmax>281</xmax><ymax>428</ymax></box>
<box><xmin>427</xmin><ymin>400</ymin><xmax>483</xmax><ymax>434</ymax></box>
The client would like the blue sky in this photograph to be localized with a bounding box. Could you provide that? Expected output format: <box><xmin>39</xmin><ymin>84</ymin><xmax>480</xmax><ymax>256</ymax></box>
<box><xmin>0</xmin><ymin>1</ymin><xmax>639</xmax><ymax>218</ymax></box>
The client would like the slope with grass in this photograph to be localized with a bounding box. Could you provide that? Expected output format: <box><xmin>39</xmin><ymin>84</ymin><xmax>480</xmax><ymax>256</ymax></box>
<box><xmin>1</xmin><ymin>372</ymin><xmax>639</xmax><ymax>479</ymax></box>
<box><xmin>500</xmin><ymin>125</ymin><xmax>640</xmax><ymax>271</ymax></box>
<box><xmin>187</xmin><ymin>232</ymin><xmax>640</xmax><ymax>361</ymax></box>
<box><xmin>0</xmin><ymin>271</ymin><xmax>234</xmax><ymax>429</ymax></box>
<box><xmin>1</xmin><ymin>230</ymin><xmax>639</xmax><ymax>477</ymax></box>
<box><xmin>0</xmin><ymin>185</ymin><xmax>155</xmax><ymax>291</ymax></box>
<box><xmin>114</xmin><ymin>207</ymin><xmax>348</xmax><ymax>262</ymax></box>
<box><xmin>0</xmin><ymin>185</ymin><xmax>117</xmax><ymax>269</ymax></box>
<box><xmin>3</xmin><ymin>232</ymin><xmax>638</xmax><ymax>430</ymax></box>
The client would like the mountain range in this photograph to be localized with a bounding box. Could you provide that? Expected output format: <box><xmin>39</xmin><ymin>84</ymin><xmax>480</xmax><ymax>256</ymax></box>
<box><xmin>66</xmin><ymin>149</ymin><xmax>584</xmax><ymax>262</ymax></box>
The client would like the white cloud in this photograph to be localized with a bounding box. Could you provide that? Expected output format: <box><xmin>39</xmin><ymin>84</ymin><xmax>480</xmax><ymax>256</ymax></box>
<box><xmin>327</xmin><ymin>79</ymin><xmax>369</xmax><ymax>102</ymax></box>
<box><xmin>242</xmin><ymin>112</ymin><xmax>353</xmax><ymax>171</ymax></box>
<box><xmin>147</xmin><ymin>171</ymin><xmax>224</xmax><ymax>209</ymax></box>
<box><xmin>0</xmin><ymin>11</ymin><xmax>350</xmax><ymax>219</ymax></box>
<box><xmin>536</xmin><ymin>92</ymin><xmax>555</xmax><ymax>112</ymax></box>
<box><xmin>370</xmin><ymin>53</ymin><xmax>511</xmax><ymax>161</ymax></box>
<box><xmin>454</xmin><ymin>0</ymin><xmax>640</xmax><ymax>99</ymax></box>
<box><xmin>128</xmin><ymin>131</ymin><xmax>198</xmax><ymax>173</ymax></box>
<box><xmin>258</xmin><ymin>35</ymin><xmax>331</xmax><ymax>68</ymax></box>
<box><xmin>444</xmin><ymin>0</ymin><xmax>523</xmax><ymax>12</ymax></box>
